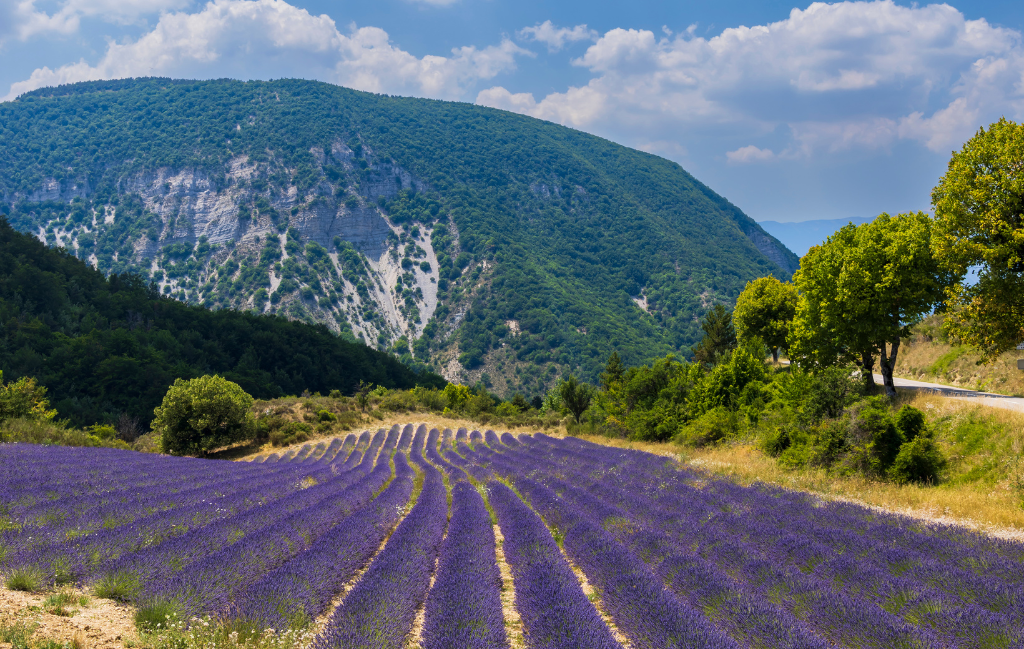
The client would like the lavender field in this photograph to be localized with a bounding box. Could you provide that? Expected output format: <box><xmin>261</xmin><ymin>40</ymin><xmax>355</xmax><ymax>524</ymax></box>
<box><xmin>3</xmin><ymin>424</ymin><xmax>1023</xmax><ymax>648</ymax></box>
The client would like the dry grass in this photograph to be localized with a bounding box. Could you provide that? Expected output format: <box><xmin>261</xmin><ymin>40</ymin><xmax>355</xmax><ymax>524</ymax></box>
<box><xmin>894</xmin><ymin>335</ymin><xmax>1024</xmax><ymax>396</ymax></box>
<box><xmin>570</xmin><ymin>390</ymin><xmax>1024</xmax><ymax>540</ymax></box>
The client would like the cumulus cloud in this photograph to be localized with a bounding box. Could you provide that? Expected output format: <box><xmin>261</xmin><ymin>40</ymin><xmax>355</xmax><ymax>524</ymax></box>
<box><xmin>518</xmin><ymin>20</ymin><xmax>596</xmax><ymax>52</ymax></box>
<box><xmin>479</xmin><ymin>1</ymin><xmax>1024</xmax><ymax>158</ymax></box>
<box><xmin>8</xmin><ymin>0</ymin><xmax>192</xmax><ymax>40</ymax></box>
<box><xmin>726</xmin><ymin>145</ymin><xmax>775</xmax><ymax>164</ymax></box>
<box><xmin>4</xmin><ymin>0</ymin><xmax>528</xmax><ymax>101</ymax></box>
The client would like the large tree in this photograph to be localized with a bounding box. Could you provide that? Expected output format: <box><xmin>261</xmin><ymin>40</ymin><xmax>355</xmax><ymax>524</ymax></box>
<box><xmin>932</xmin><ymin>118</ymin><xmax>1024</xmax><ymax>360</ymax></box>
<box><xmin>733</xmin><ymin>276</ymin><xmax>798</xmax><ymax>363</ymax></box>
<box><xmin>789</xmin><ymin>212</ymin><xmax>947</xmax><ymax>397</ymax></box>
<box><xmin>691</xmin><ymin>304</ymin><xmax>738</xmax><ymax>367</ymax></box>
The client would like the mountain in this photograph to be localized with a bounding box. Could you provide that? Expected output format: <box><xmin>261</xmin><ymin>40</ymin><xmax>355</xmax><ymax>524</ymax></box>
<box><xmin>758</xmin><ymin>217</ymin><xmax>874</xmax><ymax>258</ymax></box>
<box><xmin>0</xmin><ymin>78</ymin><xmax>797</xmax><ymax>396</ymax></box>
<box><xmin>0</xmin><ymin>219</ymin><xmax>443</xmax><ymax>428</ymax></box>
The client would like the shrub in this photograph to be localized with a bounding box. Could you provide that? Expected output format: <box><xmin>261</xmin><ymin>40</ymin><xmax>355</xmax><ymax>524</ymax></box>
<box><xmin>889</xmin><ymin>435</ymin><xmax>946</xmax><ymax>485</ymax></box>
<box><xmin>269</xmin><ymin>422</ymin><xmax>312</xmax><ymax>446</ymax></box>
<box><xmin>676</xmin><ymin>407</ymin><xmax>741</xmax><ymax>447</ymax></box>
<box><xmin>154</xmin><ymin>375</ymin><xmax>256</xmax><ymax>456</ymax></box>
<box><xmin>847</xmin><ymin>398</ymin><xmax>905</xmax><ymax>475</ymax></box>
<box><xmin>0</xmin><ymin>371</ymin><xmax>57</xmax><ymax>423</ymax></box>
<box><xmin>895</xmin><ymin>405</ymin><xmax>927</xmax><ymax>442</ymax></box>
<box><xmin>806</xmin><ymin>366</ymin><xmax>860</xmax><ymax>421</ymax></box>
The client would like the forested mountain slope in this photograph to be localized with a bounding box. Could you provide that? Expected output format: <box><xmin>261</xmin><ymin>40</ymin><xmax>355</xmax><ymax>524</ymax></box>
<box><xmin>0</xmin><ymin>219</ymin><xmax>442</xmax><ymax>427</ymax></box>
<box><xmin>0</xmin><ymin>78</ymin><xmax>796</xmax><ymax>395</ymax></box>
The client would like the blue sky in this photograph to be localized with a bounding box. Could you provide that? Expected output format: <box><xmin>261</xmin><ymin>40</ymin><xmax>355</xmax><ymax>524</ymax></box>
<box><xmin>2</xmin><ymin>0</ymin><xmax>1023</xmax><ymax>222</ymax></box>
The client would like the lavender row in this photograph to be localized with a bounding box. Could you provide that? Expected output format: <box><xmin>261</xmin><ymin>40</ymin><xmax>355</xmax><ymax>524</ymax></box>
<box><xmin>4</xmin><ymin>455</ymin><xmax>354</xmax><ymax>575</ymax></box>
<box><xmin>3</xmin><ymin>449</ymin><xmax>347</xmax><ymax>559</ymax></box>
<box><xmin>533</xmin><ymin>436</ymin><xmax>1024</xmax><ymax>625</ymax></box>
<box><xmin>144</xmin><ymin>448</ymin><xmax>398</xmax><ymax>617</ymax></box>
<box><xmin>230</xmin><ymin>451</ymin><xmax>417</xmax><ymax>630</ymax></box>
<box><xmin>490</xmin><ymin>445</ymin><xmax>842</xmax><ymax>649</ymax></box>
<box><xmin>313</xmin><ymin>459</ymin><xmax>448</xmax><ymax>649</ymax></box>
<box><xmin>510</xmin><ymin>437</ymin><xmax>1017</xmax><ymax>648</ymax></box>
<box><xmin>485</xmin><ymin>481</ymin><xmax>620</xmax><ymax>649</ymax></box>
<box><xmin>95</xmin><ymin>438</ymin><xmax>383</xmax><ymax>588</ymax></box>
<box><xmin>422</xmin><ymin>480</ymin><xmax>506</xmax><ymax>649</ymax></box>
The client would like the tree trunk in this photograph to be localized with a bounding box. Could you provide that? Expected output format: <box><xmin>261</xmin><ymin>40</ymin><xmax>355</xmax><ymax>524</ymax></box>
<box><xmin>879</xmin><ymin>339</ymin><xmax>900</xmax><ymax>398</ymax></box>
<box><xmin>771</xmin><ymin>347</ymin><xmax>779</xmax><ymax>364</ymax></box>
<box><xmin>860</xmin><ymin>350</ymin><xmax>876</xmax><ymax>391</ymax></box>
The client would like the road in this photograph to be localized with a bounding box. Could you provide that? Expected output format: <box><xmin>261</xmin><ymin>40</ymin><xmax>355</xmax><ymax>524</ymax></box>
<box><xmin>874</xmin><ymin>374</ymin><xmax>1024</xmax><ymax>414</ymax></box>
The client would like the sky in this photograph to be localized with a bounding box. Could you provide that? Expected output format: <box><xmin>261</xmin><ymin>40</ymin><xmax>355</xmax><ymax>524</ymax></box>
<box><xmin>1</xmin><ymin>0</ymin><xmax>1023</xmax><ymax>223</ymax></box>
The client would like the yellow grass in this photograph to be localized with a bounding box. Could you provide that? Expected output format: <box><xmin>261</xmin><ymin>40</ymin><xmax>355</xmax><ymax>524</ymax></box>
<box><xmin>895</xmin><ymin>335</ymin><xmax>1024</xmax><ymax>396</ymax></box>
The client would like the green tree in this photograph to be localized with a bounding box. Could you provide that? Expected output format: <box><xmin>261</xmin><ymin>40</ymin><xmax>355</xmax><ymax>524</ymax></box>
<box><xmin>600</xmin><ymin>351</ymin><xmax>625</xmax><ymax>390</ymax></box>
<box><xmin>154</xmin><ymin>375</ymin><xmax>256</xmax><ymax>456</ymax></box>
<box><xmin>558</xmin><ymin>375</ymin><xmax>593</xmax><ymax>424</ymax></box>
<box><xmin>733</xmin><ymin>276</ymin><xmax>798</xmax><ymax>363</ymax></box>
<box><xmin>931</xmin><ymin>118</ymin><xmax>1024</xmax><ymax>360</ymax></box>
<box><xmin>0</xmin><ymin>372</ymin><xmax>57</xmax><ymax>423</ymax></box>
<box><xmin>691</xmin><ymin>304</ymin><xmax>737</xmax><ymax>366</ymax></box>
<box><xmin>790</xmin><ymin>213</ymin><xmax>947</xmax><ymax>397</ymax></box>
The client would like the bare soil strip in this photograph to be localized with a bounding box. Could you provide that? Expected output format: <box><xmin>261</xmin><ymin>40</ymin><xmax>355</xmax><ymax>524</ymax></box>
<box><xmin>492</xmin><ymin>525</ymin><xmax>525</xmax><ymax>649</ymax></box>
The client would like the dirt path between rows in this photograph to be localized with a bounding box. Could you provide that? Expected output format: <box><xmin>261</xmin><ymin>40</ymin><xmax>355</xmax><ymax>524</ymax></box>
<box><xmin>0</xmin><ymin>587</ymin><xmax>135</xmax><ymax>649</ymax></box>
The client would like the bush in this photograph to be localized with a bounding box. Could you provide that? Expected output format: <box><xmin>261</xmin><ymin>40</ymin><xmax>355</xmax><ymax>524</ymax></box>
<box><xmin>676</xmin><ymin>407</ymin><xmax>741</xmax><ymax>447</ymax></box>
<box><xmin>847</xmin><ymin>398</ymin><xmax>905</xmax><ymax>475</ymax></box>
<box><xmin>154</xmin><ymin>375</ymin><xmax>256</xmax><ymax>456</ymax></box>
<box><xmin>0</xmin><ymin>417</ymin><xmax>130</xmax><ymax>449</ymax></box>
<box><xmin>0</xmin><ymin>371</ymin><xmax>57</xmax><ymax>423</ymax></box>
<box><xmin>895</xmin><ymin>405</ymin><xmax>927</xmax><ymax>442</ymax></box>
<box><xmin>805</xmin><ymin>366</ymin><xmax>860</xmax><ymax>421</ymax></box>
<box><xmin>269</xmin><ymin>421</ymin><xmax>312</xmax><ymax>446</ymax></box>
<box><xmin>889</xmin><ymin>435</ymin><xmax>946</xmax><ymax>485</ymax></box>
<box><xmin>95</xmin><ymin>571</ymin><xmax>140</xmax><ymax>602</ymax></box>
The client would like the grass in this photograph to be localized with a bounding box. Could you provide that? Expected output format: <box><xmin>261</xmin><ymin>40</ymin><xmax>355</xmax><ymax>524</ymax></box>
<box><xmin>134</xmin><ymin>600</ymin><xmax>182</xmax><ymax>632</ymax></box>
<box><xmin>4</xmin><ymin>566</ymin><xmax>44</xmax><ymax>592</ymax></box>
<box><xmin>93</xmin><ymin>571</ymin><xmax>140</xmax><ymax>602</ymax></box>
<box><xmin>572</xmin><ymin>390</ymin><xmax>1024</xmax><ymax>536</ymax></box>
<box><xmin>42</xmin><ymin>589</ymin><xmax>88</xmax><ymax>617</ymax></box>
<box><xmin>126</xmin><ymin>616</ymin><xmax>314</xmax><ymax>649</ymax></box>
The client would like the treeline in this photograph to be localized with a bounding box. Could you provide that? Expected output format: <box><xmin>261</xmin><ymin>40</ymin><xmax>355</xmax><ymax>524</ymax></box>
<box><xmin>0</xmin><ymin>219</ymin><xmax>444</xmax><ymax>429</ymax></box>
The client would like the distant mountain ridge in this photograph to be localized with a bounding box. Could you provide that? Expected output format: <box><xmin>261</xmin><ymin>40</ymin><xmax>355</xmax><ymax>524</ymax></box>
<box><xmin>758</xmin><ymin>217</ymin><xmax>874</xmax><ymax>258</ymax></box>
<box><xmin>0</xmin><ymin>77</ymin><xmax>797</xmax><ymax>395</ymax></box>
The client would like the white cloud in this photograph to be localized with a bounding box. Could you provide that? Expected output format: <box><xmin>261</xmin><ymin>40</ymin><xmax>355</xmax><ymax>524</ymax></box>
<box><xmin>4</xmin><ymin>0</ymin><xmax>528</xmax><ymax>101</ymax></box>
<box><xmin>518</xmin><ymin>20</ymin><xmax>596</xmax><ymax>52</ymax></box>
<box><xmin>10</xmin><ymin>0</ymin><xmax>192</xmax><ymax>40</ymax></box>
<box><xmin>726</xmin><ymin>145</ymin><xmax>775</xmax><ymax>164</ymax></box>
<box><xmin>479</xmin><ymin>1</ymin><xmax>1024</xmax><ymax>159</ymax></box>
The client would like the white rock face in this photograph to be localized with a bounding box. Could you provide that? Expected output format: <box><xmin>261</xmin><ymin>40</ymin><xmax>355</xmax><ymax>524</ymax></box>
<box><xmin>25</xmin><ymin>153</ymin><xmax>443</xmax><ymax>352</ymax></box>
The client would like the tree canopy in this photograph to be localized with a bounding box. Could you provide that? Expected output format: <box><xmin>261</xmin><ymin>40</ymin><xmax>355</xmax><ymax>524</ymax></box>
<box><xmin>789</xmin><ymin>212</ymin><xmax>947</xmax><ymax>396</ymax></box>
<box><xmin>932</xmin><ymin>117</ymin><xmax>1024</xmax><ymax>359</ymax></box>
<box><xmin>733</xmin><ymin>276</ymin><xmax>798</xmax><ymax>362</ymax></box>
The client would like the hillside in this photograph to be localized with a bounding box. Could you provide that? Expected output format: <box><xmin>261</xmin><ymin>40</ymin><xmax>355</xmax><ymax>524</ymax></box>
<box><xmin>0</xmin><ymin>220</ymin><xmax>443</xmax><ymax>428</ymax></box>
<box><xmin>0</xmin><ymin>78</ymin><xmax>797</xmax><ymax>395</ymax></box>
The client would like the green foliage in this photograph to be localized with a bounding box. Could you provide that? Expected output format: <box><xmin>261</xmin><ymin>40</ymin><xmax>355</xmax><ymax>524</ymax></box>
<box><xmin>790</xmin><ymin>212</ymin><xmax>949</xmax><ymax>395</ymax></box>
<box><xmin>0</xmin><ymin>220</ymin><xmax>443</xmax><ymax>430</ymax></box>
<box><xmin>889</xmin><ymin>434</ymin><xmax>946</xmax><ymax>485</ymax></box>
<box><xmin>732</xmin><ymin>276</ymin><xmax>798</xmax><ymax>362</ymax></box>
<box><xmin>931</xmin><ymin>118</ymin><xmax>1024</xmax><ymax>360</ymax></box>
<box><xmin>0</xmin><ymin>416</ymin><xmax>130</xmax><ymax>449</ymax></box>
<box><xmin>0</xmin><ymin>371</ymin><xmax>56</xmax><ymax>423</ymax></box>
<box><xmin>805</xmin><ymin>366</ymin><xmax>860</xmax><ymax>421</ymax></box>
<box><xmin>676</xmin><ymin>407</ymin><xmax>741</xmax><ymax>447</ymax></box>
<box><xmin>135</xmin><ymin>600</ymin><xmax>182</xmax><ymax>632</ymax></box>
<box><xmin>268</xmin><ymin>421</ymin><xmax>313</xmax><ymax>447</ymax></box>
<box><xmin>154</xmin><ymin>375</ymin><xmax>256</xmax><ymax>456</ymax></box>
<box><xmin>691</xmin><ymin>304</ymin><xmax>737</xmax><ymax>367</ymax></box>
<box><xmin>0</xmin><ymin>78</ymin><xmax>797</xmax><ymax>389</ymax></box>
<box><xmin>558</xmin><ymin>375</ymin><xmax>593</xmax><ymax>424</ymax></box>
